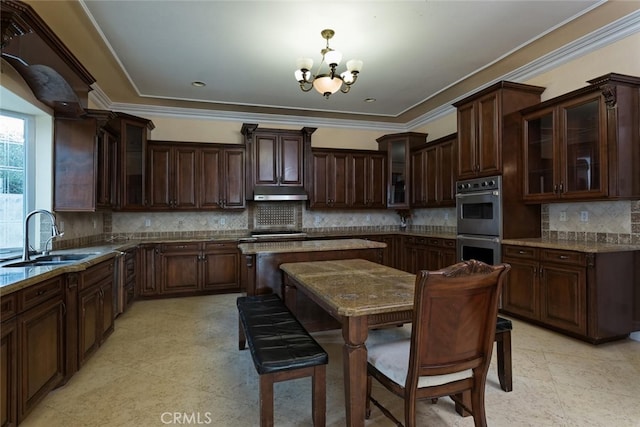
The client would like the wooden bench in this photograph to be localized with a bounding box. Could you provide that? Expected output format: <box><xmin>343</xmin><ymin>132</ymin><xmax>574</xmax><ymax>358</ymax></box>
<box><xmin>237</xmin><ymin>294</ymin><xmax>328</xmax><ymax>427</ymax></box>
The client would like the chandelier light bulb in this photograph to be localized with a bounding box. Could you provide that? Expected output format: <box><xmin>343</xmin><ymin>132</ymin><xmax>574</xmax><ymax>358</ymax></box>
<box><xmin>346</xmin><ymin>59</ymin><xmax>363</xmax><ymax>73</ymax></box>
<box><xmin>296</xmin><ymin>57</ymin><xmax>313</xmax><ymax>71</ymax></box>
<box><xmin>324</xmin><ymin>49</ymin><xmax>342</xmax><ymax>67</ymax></box>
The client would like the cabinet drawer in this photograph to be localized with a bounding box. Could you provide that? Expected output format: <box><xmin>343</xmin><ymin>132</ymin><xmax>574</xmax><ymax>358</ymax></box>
<box><xmin>203</xmin><ymin>241</ymin><xmax>236</xmax><ymax>252</ymax></box>
<box><xmin>79</xmin><ymin>259</ymin><xmax>114</xmax><ymax>291</ymax></box>
<box><xmin>428</xmin><ymin>238</ymin><xmax>442</xmax><ymax>247</ymax></box>
<box><xmin>160</xmin><ymin>243</ymin><xmax>200</xmax><ymax>252</ymax></box>
<box><xmin>540</xmin><ymin>249</ymin><xmax>586</xmax><ymax>266</ymax></box>
<box><xmin>18</xmin><ymin>277</ymin><xmax>63</xmax><ymax>311</ymax></box>
<box><xmin>1</xmin><ymin>293</ymin><xmax>17</xmax><ymax>321</ymax></box>
<box><xmin>503</xmin><ymin>245</ymin><xmax>539</xmax><ymax>259</ymax></box>
<box><xmin>442</xmin><ymin>239</ymin><xmax>456</xmax><ymax>249</ymax></box>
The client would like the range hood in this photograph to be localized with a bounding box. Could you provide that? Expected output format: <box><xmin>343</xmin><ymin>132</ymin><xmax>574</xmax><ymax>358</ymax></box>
<box><xmin>253</xmin><ymin>186</ymin><xmax>308</xmax><ymax>201</ymax></box>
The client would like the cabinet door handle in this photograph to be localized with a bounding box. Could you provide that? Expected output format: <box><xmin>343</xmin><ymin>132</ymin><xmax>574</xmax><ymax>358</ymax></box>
<box><xmin>518</xmin><ymin>250</ymin><xmax>527</xmax><ymax>254</ymax></box>
<box><xmin>539</xmin><ymin>267</ymin><xmax>544</xmax><ymax>277</ymax></box>
<box><xmin>553</xmin><ymin>184</ymin><xmax>558</xmax><ymax>194</ymax></box>
<box><xmin>533</xmin><ymin>267</ymin><xmax>537</xmax><ymax>275</ymax></box>
<box><xmin>559</xmin><ymin>182</ymin><xmax>564</xmax><ymax>193</ymax></box>
<box><xmin>558</xmin><ymin>255</ymin><xmax>569</xmax><ymax>260</ymax></box>
<box><xmin>62</xmin><ymin>302</ymin><xmax>66</xmax><ymax>316</ymax></box>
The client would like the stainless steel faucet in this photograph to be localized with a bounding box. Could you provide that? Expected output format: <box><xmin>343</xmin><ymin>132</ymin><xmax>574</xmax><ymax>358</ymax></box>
<box><xmin>22</xmin><ymin>209</ymin><xmax>62</xmax><ymax>261</ymax></box>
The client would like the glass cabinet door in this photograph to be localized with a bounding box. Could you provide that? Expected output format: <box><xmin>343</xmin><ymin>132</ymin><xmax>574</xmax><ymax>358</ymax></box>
<box><xmin>561</xmin><ymin>96</ymin><xmax>606</xmax><ymax>197</ymax></box>
<box><xmin>388</xmin><ymin>140</ymin><xmax>407</xmax><ymax>207</ymax></box>
<box><xmin>524</xmin><ymin>108</ymin><xmax>555</xmax><ymax>198</ymax></box>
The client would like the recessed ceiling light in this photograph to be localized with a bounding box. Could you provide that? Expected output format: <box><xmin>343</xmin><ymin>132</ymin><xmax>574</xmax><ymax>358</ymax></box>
<box><xmin>191</xmin><ymin>81</ymin><xmax>206</xmax><ymax>87</ymax></box>
<box><xmin>364</xmin><ymin>98</ymin><xmax>376</xmax><ymax>103</ymax></box>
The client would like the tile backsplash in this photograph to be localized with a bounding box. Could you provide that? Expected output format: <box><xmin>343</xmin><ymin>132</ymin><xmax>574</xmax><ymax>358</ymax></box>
<box><xmin>543</xmin><ymin>200</ymin><xmax>640</xmax><ymax>244</ymax></box>
<box><xmin>54</xmin><ymin>199</ymin><xmax>639</xmax><ymax>248</ymax></box>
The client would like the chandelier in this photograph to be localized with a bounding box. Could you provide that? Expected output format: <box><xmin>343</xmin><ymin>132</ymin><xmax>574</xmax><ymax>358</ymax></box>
<box><xmin>294</xmin><ymin>29</ymin><xmax>363</xmax><ymax>99</ymax></box>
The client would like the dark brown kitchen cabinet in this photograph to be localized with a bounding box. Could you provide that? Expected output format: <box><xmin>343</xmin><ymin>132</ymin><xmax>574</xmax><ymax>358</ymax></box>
<box><xmin>350</xmin><ymin>152</ymin><xmax>386</xmax><ymax>208</ymax></box>
<box><xmin>1</xmin><ymin>295</ymin><xmax>17</xmax><ymax>427</ymax></box>
<box><xmin>522</xmin><ymin>73</ymin><xmax>640</xmax><ymax>202</ymax></box>
<box><xmin>200</xmin><ymin>146</ymin><xmax>246</xmax><ymax>209</ymax></box>
<box><xmin>429</xmin><ymin>237</ymin><xmax>456</xmax><ymax>269</ymax></box>
<box><xmin>122</xmin><ymin>249</ymin><xmax>137</xmax><ymax>312</ymax></box>
<box><xmin>16</xmin><ymin>278</ymin><xmax>65</xmax><ymax>422</ymax></box>
<box><xmin>138</xmin><ymin>244</ymin><xmax>158</xmax><ymax>297</ymax></box>
<box><xmin>310</xmin><ymin>150</ymin><xmax>349</xmax><ymax>208</ymax></box>
<box><xmin>77</xmin><ymin>259</ymin><xmax>115</xmax><ymax>367</ymax></box>
<box><xmin>502</xmin><ymin>244</ymin><xmax>636</xmax><ymax>343</ymax></box>
<box><xmin>155</xmin><ymin>242</ymin><xmax>240</xmax><ymax>296</ymax></box>
<box><xmin>148</xmin><ymin>142</ymin><xmax>245</xmax><ymax>210</ymax></box>
<box><xmin>363</xmin><ymin>235</ymin><xmax>398</xmax><ymax>269</ymax></box>
<box><xmin>53</xmin><ymin>110</ymin><xmax>117</xmax><ymax>211</ymax></box>
<box><xmin>201</xmin><ymin>242</ymin><xmax>241</xmax><ymax>292</ymax></box>
<box><xmin>310</xmin><ymin>149</ymin><xmax>386</xmax><ymax>209</ymax></box>
<box><xmin>241</xmin><ymin>124</ymin><xmax>316</xmax><ymax>199</ymax></box>
<box><xmin>453</xmin><ymin>81</ymin><xmax>545</xmax><ymax>180</ymax></box>
<box><xmin>410</xmin><ymin>133</ymin><xmax>456</xmax><ymax>207</ymax></box>
<box><xmin>110</xmin><ymin>114</ymin><xmax>155</xmax><ymax>210</ymax></box>
<box><xmin>377</xmin><ymin>132</ymin><xmax>428</xmax><ymax>208</ymax></box>
<box><xmin>403</xmin><ymin>236</ymin><xmax>457</xmax><ymax>274</ymax></box>
<box><xmin>148</xmin><ymin>143</ymin><xmax>197</xmax><ymax>209</ymax></box>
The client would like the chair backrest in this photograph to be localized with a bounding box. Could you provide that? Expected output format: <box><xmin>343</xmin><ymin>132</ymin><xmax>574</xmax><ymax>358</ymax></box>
<box><xmin>407</xmin><ymin>260</ymin><xmax>511</xmax><ymax>386</ymax></box>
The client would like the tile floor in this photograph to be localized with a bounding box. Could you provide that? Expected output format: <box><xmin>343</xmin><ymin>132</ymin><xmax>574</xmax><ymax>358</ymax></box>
<box><xmin>21</xmin><ymin>294</ymin><xmax>640</xmax><ymax>427</ymax></box>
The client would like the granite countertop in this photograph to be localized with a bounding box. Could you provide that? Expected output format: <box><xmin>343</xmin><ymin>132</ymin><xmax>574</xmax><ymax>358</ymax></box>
<box><xmin>280</xmin><ymin>258</ymin><xmax>416</xmax><ymax>317</ymax></box>
<box><xmin>0</xmin><ymin>244</ymin><xmax>133</xmax><ymax>295</ymax></box>
<box><xmin>501</xmin><ymin>238</ymin><xmax>640</xmax><ymax>253</ymax></box>
<box><xmin>237</xmin><ymin>238</ymin><xmax>387</xmax><ymax>255</ymax></box>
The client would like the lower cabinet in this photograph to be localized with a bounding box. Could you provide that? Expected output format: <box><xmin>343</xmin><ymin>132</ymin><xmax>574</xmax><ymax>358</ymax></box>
<box><xmin>123</xmin><ymin>249</ymin><xmax>137</xmax><ymax>311</ymax></box>
<box><xmin>363</xmin><ymin>235</ymin><xmax>399</xmax><ymax>269</ymax></box>
<box><xmin>1</xmin><ymin>313</ymin><xmax>17</xmax><ymax>427</ymax></box>
<box><xmin>144</xmin><ymin>241</ymin><xmax>240</xmax><ymax>297</ymax></box>
<box><xmin>78</xmin><ymin>259</ymin><xmax>115</xmax><ymax>367</ymax></box>
<box><xmin>0</xmin><ymin>277</ymin><xmax>66</xmax><ymax>424</ymax></box>
<box><xmin>402</xmin><ymin>236</ymin><xmax>456</xmax><ymax>273</ymax></box>
<box><xmin>502</xmin><ymin>244</ymin><xmax>636</xmax><ymax>343</ymax></box>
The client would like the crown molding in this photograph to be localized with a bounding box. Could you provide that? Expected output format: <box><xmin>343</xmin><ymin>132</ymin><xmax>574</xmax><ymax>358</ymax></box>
<box><xmin>89</xmin><ymin>9</ymin><xmax>640</xmax><ymax>132</ymax></box>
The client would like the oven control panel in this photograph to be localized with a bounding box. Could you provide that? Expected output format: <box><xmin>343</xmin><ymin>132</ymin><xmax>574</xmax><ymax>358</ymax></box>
<box><xmin>456</xmin><ymin>175</ymin><xmax>501</xmax><ymax>193</ymax></box>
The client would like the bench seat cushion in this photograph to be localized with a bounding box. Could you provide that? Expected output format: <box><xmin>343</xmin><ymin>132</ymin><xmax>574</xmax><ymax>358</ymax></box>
<box><xmin>496</xmin><ymin>316</ymin><xmax>513</xmax><ymax>333</ymax></box>
<box><xmin>237</xmin><ymin>294</ymin><xmax>328</xmax><ymax>375</ymax></box>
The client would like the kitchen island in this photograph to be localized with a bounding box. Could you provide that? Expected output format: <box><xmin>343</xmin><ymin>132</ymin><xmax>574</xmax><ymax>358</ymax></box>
<box><xmin>237</xmin><ymin>238</ymin><xmax>386</xmax><ymax>331</ymax></box>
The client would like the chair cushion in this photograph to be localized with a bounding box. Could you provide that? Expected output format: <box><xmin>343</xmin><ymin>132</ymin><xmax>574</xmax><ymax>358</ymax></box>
<box><xmin>367</xmin><ymin>339</ymin><xmax>472</xmax><ymax>388</ymax></box>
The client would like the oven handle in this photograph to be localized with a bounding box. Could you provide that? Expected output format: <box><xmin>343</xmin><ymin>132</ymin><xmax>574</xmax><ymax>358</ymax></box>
<box><xmin>455</xmin><ymin>190</ymin><xmax>500</xmax><ymax>198</ymax></box>
<box><xmin>457</xmin><ymin>235</ymin><xmax>501</xmax><ymax>243</ymax></box>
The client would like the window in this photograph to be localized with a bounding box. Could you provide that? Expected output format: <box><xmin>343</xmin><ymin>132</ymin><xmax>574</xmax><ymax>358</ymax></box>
<box><xmin>0</xmin><ymin>111</ymin><xmax>34</xmax><ymax>251</ymax></box>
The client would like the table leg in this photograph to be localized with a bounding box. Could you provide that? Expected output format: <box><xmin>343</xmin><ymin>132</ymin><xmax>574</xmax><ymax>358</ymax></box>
<box><xmin>342</xmin><ymin>316</ymin><xmax>368</xmax><ymax>427</ymax></box>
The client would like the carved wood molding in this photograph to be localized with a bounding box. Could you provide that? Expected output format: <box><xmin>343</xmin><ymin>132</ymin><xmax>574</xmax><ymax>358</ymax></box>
<box><xmin>1</xmin><ymin>0</ymin><xmax>96</xmax><ymax>116</ymax></box>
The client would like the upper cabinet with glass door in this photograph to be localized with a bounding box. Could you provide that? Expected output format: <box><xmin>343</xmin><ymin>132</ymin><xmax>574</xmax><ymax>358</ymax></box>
<box><xmin>377</xmin><ymin>132</ymin><xmax>428</xmax><ymax>209</ymax></box>
<box><xmin>522</xmin><ymin>73</ymin><xmax>640</xmax><ymax>202</ymax></box>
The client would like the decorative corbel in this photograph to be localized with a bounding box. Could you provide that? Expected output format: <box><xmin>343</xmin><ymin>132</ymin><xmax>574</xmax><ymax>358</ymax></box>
<box><xmin>600</xmin><ymin>84</ymin><xmax>617</xmax><ymax>109</ymax></box>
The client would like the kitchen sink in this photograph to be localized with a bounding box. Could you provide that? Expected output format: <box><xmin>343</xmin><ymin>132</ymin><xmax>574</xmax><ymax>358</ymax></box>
<box><xmin>34</xmin><ymin>254</ymin><xmax>93</xmax><ymax>262</ymax></box>
<box><xmin>2</xmin><ymin>253</ymin><xmax>94</xmax><ymax>268</ymax></box>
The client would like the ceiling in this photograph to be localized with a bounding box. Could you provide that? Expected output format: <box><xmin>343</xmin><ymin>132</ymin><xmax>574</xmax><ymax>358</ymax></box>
<box><xmin>17</xmin><ymin>0</ymin><xmax>639</xmax><ymax>128</ymax></box>
<box><xmin>75</xmin><ymin>1</ymin><xmax>611</xmax><ymax>123</ymax></box>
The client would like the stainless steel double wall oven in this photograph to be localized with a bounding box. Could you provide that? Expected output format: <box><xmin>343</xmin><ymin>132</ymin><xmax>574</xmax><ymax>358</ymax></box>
<box><xmin>456</xmin><ymin>175</ymin><xmax>502</xmax><ymax>265</ymax></box>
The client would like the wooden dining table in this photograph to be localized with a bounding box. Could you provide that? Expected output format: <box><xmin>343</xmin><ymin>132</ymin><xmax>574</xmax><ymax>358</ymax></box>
<box><xmin>280</xmin><ymin>258</ymin><xmax>417</xmax><ymax>427</ymax></box>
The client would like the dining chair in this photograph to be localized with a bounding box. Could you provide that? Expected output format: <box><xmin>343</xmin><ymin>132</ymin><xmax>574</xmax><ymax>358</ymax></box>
<box><xmin>365</xmin><ymin>259</ymin><xmax>511</xmax><ymax>427</ymax></box>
